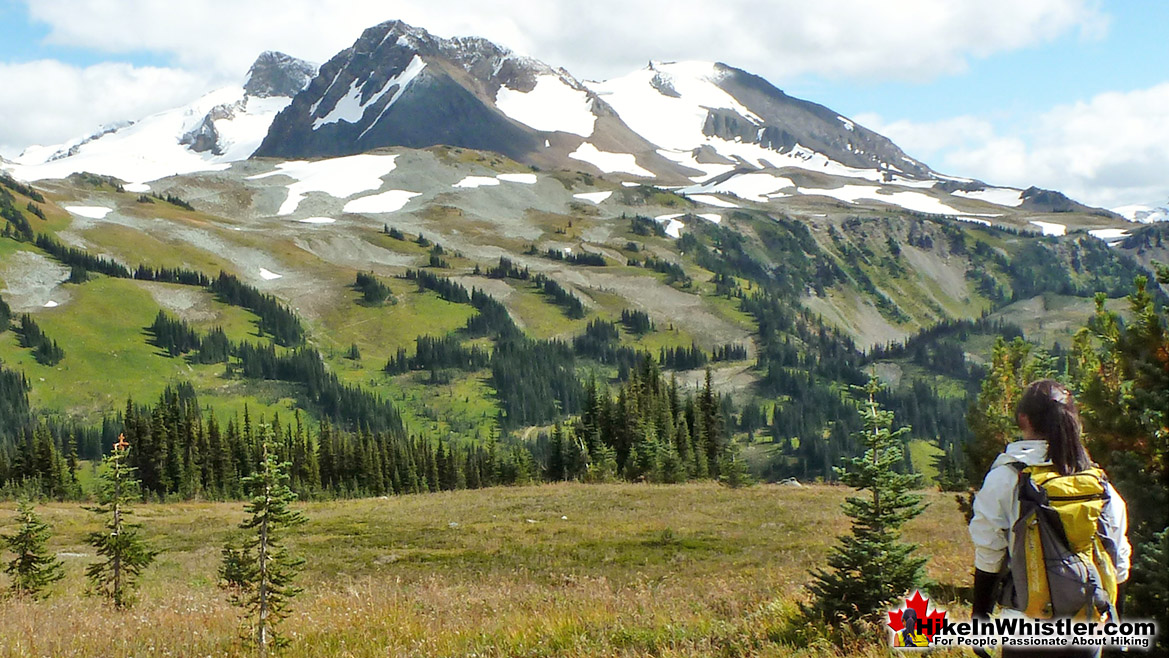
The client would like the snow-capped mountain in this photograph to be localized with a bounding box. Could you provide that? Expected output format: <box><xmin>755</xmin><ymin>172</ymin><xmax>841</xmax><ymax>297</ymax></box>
<box><xmin>586</xmin><ymin>60</ymin><xmax>932</xmax><ymax>182</ymax></box>
<box><xmin>255</xmin><ymin>21</ymin><xmax>938</xmax><ymax>187</ymax></box>
<box><xmin>255</xmin><ymin>20</ymin><xmax>670</xmax><ymax>175</ymax></box>
<box><xmin>3</xmin><ymin>19</ymin><xmax>1125</xmax><ymax>223</ymax></box>
<box><xmin>1114</xmin><ymin>202</ymin><xmax>1169</xmax><ymax>223</ymax></box>
<box><xmin>8</xmin><ymin>51</ymin><xmax>315</xmax><ymax>190</ymax></box>
<box><xmin>251</xmin><ymin>20</ymin><xmax>1054</xmax><ymax>219</ymax></box>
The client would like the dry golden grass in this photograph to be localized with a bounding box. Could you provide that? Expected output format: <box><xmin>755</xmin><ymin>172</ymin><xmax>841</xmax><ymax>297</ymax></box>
<box><xmin>0</xmin><ymin>482</ymin><xmax>973</xmax><ymax>657</ymax></box>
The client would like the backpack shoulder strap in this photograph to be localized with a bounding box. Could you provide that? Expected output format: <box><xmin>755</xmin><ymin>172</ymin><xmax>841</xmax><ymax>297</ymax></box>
<box><xmin>995</xmin><ymin>461</ymin><xmax>1033</xmax><ymax>608</ymax></box>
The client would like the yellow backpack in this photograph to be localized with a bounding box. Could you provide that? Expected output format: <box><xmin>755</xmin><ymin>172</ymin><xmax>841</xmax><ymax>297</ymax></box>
<box><xmin>1000</xmin><ymin>464</ymin><xmax>1120</xmax><ymax>621</ymax></box>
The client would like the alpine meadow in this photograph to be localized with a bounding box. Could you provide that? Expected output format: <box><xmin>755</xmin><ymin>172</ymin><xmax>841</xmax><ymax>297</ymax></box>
<box><xmin>1</xmin><ymin>8</ymin><xmax>1168</xmax><ymax>657</ymax></box>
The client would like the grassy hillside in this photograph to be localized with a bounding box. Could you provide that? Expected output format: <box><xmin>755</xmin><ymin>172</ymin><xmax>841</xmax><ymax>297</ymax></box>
<box><xmin>0</xmin><ymin>274</ymin><xmax>295</xmax><ymax>422</ymax></box>
<box><xmin>2</xmin><ymin>155</ymin><xmax>1163</xmax><ymax>483</ymax></box>
<box><xmin>0</xmin><ymin>482</ymin><xmax>971</xmax><ymax>657</ymax></box>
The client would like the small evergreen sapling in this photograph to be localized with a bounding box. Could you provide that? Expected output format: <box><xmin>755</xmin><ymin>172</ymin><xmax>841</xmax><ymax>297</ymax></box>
<box><xmin>2</xmin><ymin>500</ymin><xmax>64</xmax><ymax>599</ymax></box>
<box><xmin>223</xmin><ymin>425</ymin><xmax>307</xmax><ymax>655</ymax></box>
<box><xmin>805</xmin><ymin>377</ymin><xmax>927</xmax><ymax>623</ymax></box>
<box><xmin>85</xmin><ymin>435</ymin><xmax>157</xmax><ymax>609</ymax></box>
<box><xmin>717</xmin><ymin>439</ymin><xmax>754</xmax><ymax>489</ymax></box>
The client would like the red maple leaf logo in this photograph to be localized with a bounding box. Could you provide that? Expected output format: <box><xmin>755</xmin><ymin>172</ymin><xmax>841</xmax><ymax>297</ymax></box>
<box><xmin>887</xmin><ymin>590</ymin><xmax>947</xmax><ymax>641</ymax></box>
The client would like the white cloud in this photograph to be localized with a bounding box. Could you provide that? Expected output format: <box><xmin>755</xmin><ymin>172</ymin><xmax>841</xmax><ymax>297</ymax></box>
<box><xmin>23</xmin><ymin>0</ymin><xmax>1104</xmax><ymax>82</ymax></box>
<box><xmin>0</xmin><ymin>60</ymin><xmax>210</xmax><ymax>157</ymax></box>
<box><xmin>860</xmin><ymin>83</ymin><xmax>1169</xmax><ymax>208</ymax></box>
<box><xmin>853</xmin><ymin>113</ymin><xmax>997</xmax><ymax>161</ymax></box>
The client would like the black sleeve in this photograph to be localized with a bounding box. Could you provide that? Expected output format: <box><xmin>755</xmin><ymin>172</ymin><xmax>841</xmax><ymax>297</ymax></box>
<box><xmin>972</xmin><ymin>568</ymin><xmax>999</xmax><ymax>619</ymax></box>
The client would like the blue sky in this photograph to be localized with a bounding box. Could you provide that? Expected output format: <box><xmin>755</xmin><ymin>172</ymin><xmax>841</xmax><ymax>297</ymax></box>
<box><xmin>791</xmin><ymin>2</ymin><xmax>1169</xmax><ymax>122</ymax></box>
<box><xmin>1</xmin><ymin>0</ymin><xmax>1167</xmax><ymax>208</ymax></box>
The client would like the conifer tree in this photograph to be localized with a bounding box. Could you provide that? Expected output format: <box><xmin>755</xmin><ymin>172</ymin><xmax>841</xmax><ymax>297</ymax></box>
<box><xmin>223</xmin><ymin>425</ymin><xmax>307</xmax><ymax>656</ymax></box>
<box><xmin>2</xmin><ymin>500</ymin><xmax>64</xmax><ymax>599</ymax></box>
<box><xmin>656</xmin><ymin>435</ymin><xmax>686</xmax><ymax>484</ymax></box>
<box><xmin>717</xmin><ymin>439</ymin><xmax>753</xmax><ymax>488</ymax></box>
<box><xmin>805</xmin><ymin>377</ymin><xmax>926</xmax><ymax>623</ymax></box>
<box><xmin>1069</xmin><ymin>270</ymin><xmax>1169</xmax><ymax>650</ymax></box>
<box><xmin>961</xmin><ymin>337</ymin><xmax>1051</xmax><ymax>520</ymax></box>
<box><xmin>85</xmin><ymin>435</ymin><xmax>157</xmax><ymax>609</ymax></box>
<box><xmin>548</xmin><ymin>423</ymin><xmax>566</xmax><ymax>481</ymax></box>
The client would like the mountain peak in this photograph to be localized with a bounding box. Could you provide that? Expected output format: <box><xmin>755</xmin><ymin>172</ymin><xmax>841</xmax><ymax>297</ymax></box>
<box><xmin>244</xmin><ymin>51</ymin><xmax>317</xmax><ymax>98</ymax></box>
<box><xmin>254</xmin><ymin>19</ymin><xmax>560</xmax><ymax>161</ymax></box>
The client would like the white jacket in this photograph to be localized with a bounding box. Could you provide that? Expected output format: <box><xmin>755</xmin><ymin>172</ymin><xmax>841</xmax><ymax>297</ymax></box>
<box><xmin>969</xmin><ymin>440</ymin><xmax>1131</xmax><ymax>582</ymax></box>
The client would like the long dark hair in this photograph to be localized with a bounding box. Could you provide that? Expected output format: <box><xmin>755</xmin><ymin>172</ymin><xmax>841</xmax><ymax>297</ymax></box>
<box><xmin>1016</xmin><ymin>379</ymin><xmax>1091</xmax><ymax>475</ymax></box>
<box><xmin>901</xmin><ymin>606</ymin><xmax>919</xmax><ymax>644</ymax></box>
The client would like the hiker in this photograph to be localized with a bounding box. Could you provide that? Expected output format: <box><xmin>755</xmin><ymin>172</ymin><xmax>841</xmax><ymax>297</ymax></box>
<box><xmin>968</xmin><ymin>379</ymin><xmax>1131</xmax><ymax>657</ymax></box>
<box><xmin>894</xmin><ymin>606</ymin><xmax>929</xmax><ymax>647</ymax></box>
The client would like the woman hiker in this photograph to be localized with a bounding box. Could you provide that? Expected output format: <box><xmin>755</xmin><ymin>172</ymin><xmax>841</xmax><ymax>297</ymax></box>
<box><xmin>968</xmin><ymin>379</ymin><xmax>1131</xmax><ymax>657</ymax></box>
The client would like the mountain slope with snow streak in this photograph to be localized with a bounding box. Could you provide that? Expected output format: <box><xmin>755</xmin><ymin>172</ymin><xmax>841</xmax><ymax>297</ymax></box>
<box><xmin>586</xmin><ymin>61</ymin><xmax>932</xmax><ymax>184</ymax></box>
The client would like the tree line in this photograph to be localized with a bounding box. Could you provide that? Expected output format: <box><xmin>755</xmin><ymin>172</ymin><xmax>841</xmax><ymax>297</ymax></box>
<box><xmin>1</xmin><ymin>354</ymin><xmax>745</xmax><ymax>501</ymax></box>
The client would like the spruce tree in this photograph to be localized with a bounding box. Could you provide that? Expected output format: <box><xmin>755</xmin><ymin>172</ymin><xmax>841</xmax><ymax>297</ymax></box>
<box><xmin>548</xmin><ymin>423</ymin><xmax>566</xmax><ymax>481</ymax></box>
<box><xmin>3</xmin><ymin>500</ymin><xmax>64</xmax><ymax>599</ymax></box>
<box><xmin>962</xmin><ymin>336</ymin><xmax>1051</xmax><ymax>520</ymax></box>
<box><xmin>1069</xmin><ymin>270</ymin><xmax>1169</xmax><ymax>648</ymax></box>
<box><xmin>223</xmin><ymin>425</ymin><xmax>307</xmax><ymax>655</ymax></box>
<box><xmin>85</xmin><ymin>435</ymin><xmax>157</xmax><ymax>609</ymax></box>
<box><xmin>805</xmin><ymin>377</ymin><xmax>927</xmax><ymax>623</ymax></box>
<box><xmin>717</xmin><ymin>439</ymin><xmax>753</xmax><ymax>488</ymax></box>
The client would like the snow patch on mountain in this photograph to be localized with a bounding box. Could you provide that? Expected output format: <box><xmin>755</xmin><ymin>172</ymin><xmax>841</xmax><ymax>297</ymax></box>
<box><xmin>683</xmin><ymin>173</ymin><xmax>793</xmax><ymax>203</ymax></box>
<box><xmin>497</xmin><ymin>173</ymin><xmax>538</xmax><ymax>184</ymax></box>
<box><xmin>63</xmin><ymin>206</ymin><xmax>113</xmax><ymax>219</ymax></box>
<box><xmin>796</xmin><ymin>184</ymin><xmax>976</xmax><ymax>216</ymax></box>
<box><xmin>953</xmin><ymin>187</ymin><xmax>1024</xmax><ymax>207</ymax></box>
<box><xmin>655</xmin><ymin>213</ymin><xmax>686</xmax><ymax>238</ymax></box>
<box><xmin>343</xmin><ymin>189</ymin><xmax>421</xmax><ymax>213</ymax></box>
<box><xmin>454</xmin><ymin>176</ymin><xmax>500</xmax><ymax>188</ymax></box>
<box><xmin>313</xmin><ymin>54</ymin><xmax>426</xmax><ymax>132</ymax></box>
<box><xmin>573</xmin><ymin>191</ymin><xmax>612</xmax><ymax>204</ymax></box>
<box><xmin>1029</xmin><ymin>220</ymin><xmax>1066</xmax><ymax>236</ymax></box>
<box><xmin>247</xmin><ymin>154</ymin><xmax>400</xmax><ymax>215</ymax></box>
<box><xmin>587</xmin><ymin>62</ymin><xmax>760</xmax><ymax>151</ymax></box>
<box><xmin>1088</xmin><ymin>228</ymin><xmax>1130</xmax><ymax>241</ymax></box>
<box><xmin>569</xmin><ymin>143</ymin><xmax>653</xmax><ymax>177</ymax></box>
<box><xmin>687</xmin><ymin>194</ymin><xmax>739</xmax><ymax>208</ymax></box>
<box><xmin>657</xmin><ymin>150</ymin><xmax>737</xmax><ymax>182</ymax></box>
<box><xmin>495</xmin><ymin>74</ymin><xmax>596</xmax><ymax>137</ymax></box>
